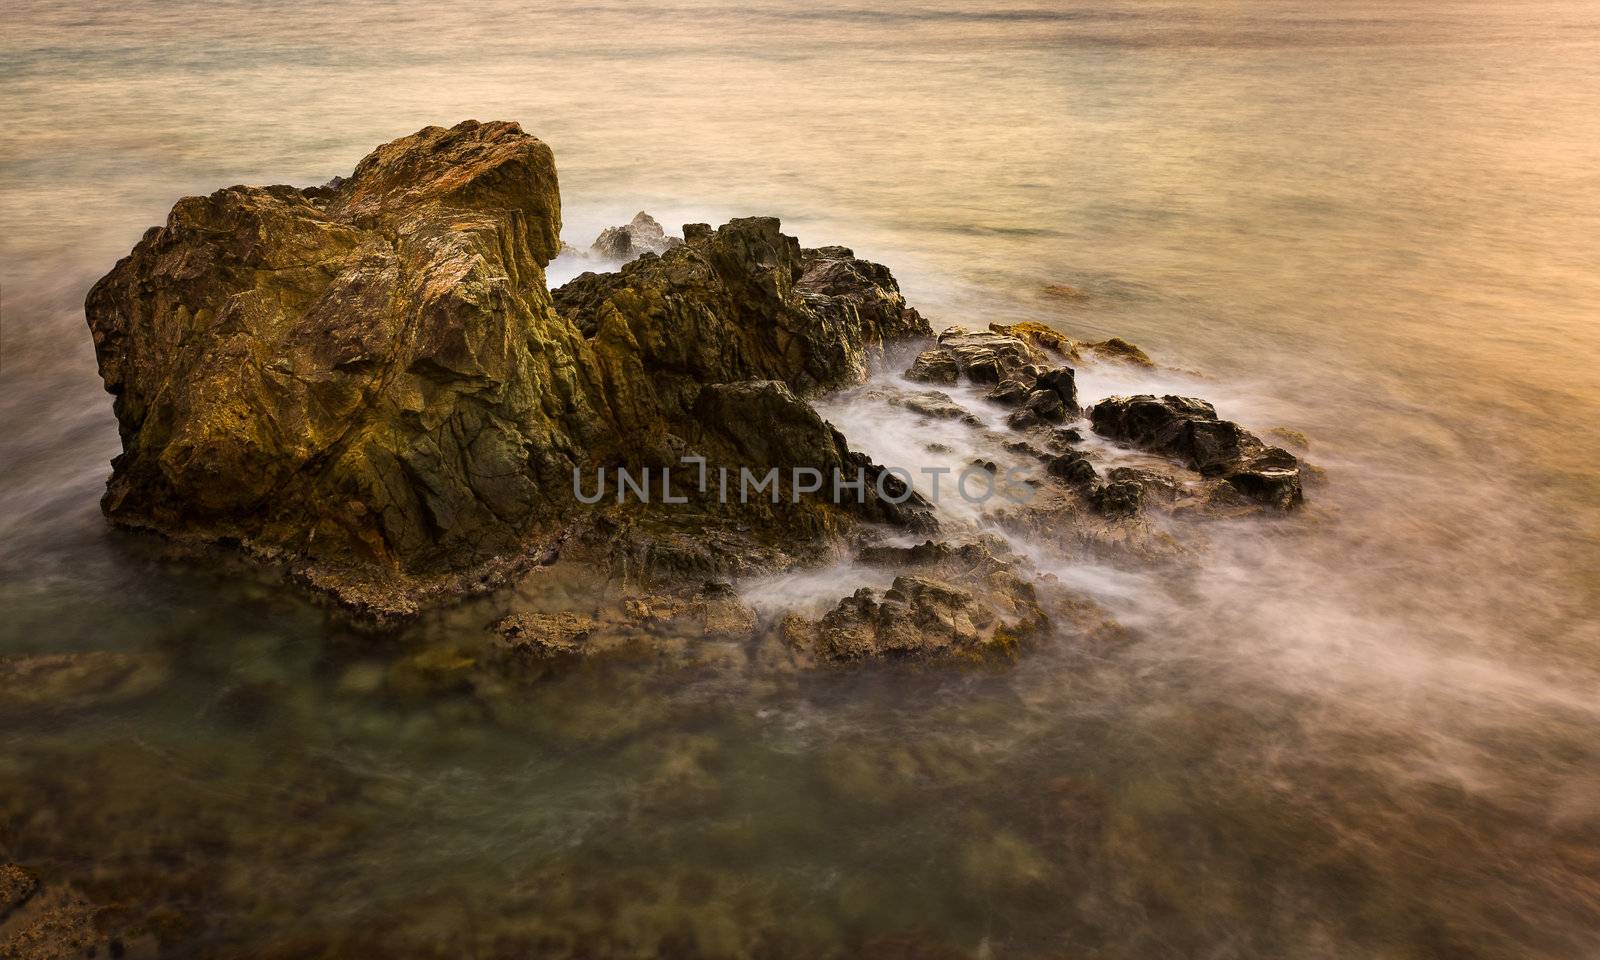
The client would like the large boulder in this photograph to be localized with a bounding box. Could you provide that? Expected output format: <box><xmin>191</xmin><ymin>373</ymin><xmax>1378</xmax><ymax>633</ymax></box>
<box><xmin>85</xmin><ymin>121</ymin><xmax>932</xmax><ymax>615</ymax></box>
<box><xmin>1088</xmin><ymin>394</ymin><xmax>1303</xmax><ymax>507</ymax></box>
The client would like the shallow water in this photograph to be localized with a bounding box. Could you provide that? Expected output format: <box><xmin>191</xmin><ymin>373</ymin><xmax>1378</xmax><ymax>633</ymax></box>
<box><xmin>4</xmin><ymin>0</ymin><xmax>1600</xmax><ymax>956</ymax></box>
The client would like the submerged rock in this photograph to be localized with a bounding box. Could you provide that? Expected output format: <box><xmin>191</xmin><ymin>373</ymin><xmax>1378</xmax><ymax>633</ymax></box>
<box><xmin>989</xmin><ymin>321</ymin><xmax>1153</xmax><ymax>367</ymax></box>
<box><xmin>1089</xmin><ymin>394</ymin><xmax>1303</xmax><ymax>507</ymax></box>
<box><xmin>0</xmin><ymin>864</ymin><xmax>37</xmax><ymax>920</ymax></box>
<box><xmin>85</xmin><ymin>121</ymin><xmax>931</xmax><ymax>617</ymax></box>
<box><xmin>0</xmin><ymin>652</ymin><xmax>169</xmax><ymax>716</ymax></box>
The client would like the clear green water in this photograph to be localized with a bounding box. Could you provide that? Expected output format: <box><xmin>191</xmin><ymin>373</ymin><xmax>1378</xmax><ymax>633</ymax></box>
<box><xmin>3</xmin><ymin>1</ymin><xmax>1600</xmax><ymax>955</ymax></box>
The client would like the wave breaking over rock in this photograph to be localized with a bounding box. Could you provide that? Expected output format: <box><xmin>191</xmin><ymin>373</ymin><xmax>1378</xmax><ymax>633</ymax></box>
<box><xmin>85</xmin><ymin>119</ymin><xmax>1305</xmax><ymax>648</ymax></box>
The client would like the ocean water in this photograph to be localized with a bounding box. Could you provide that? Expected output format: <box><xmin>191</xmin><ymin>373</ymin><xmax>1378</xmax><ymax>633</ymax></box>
<box><xmin>3</xmin><ymin>1</ymin><xmax>1600</xmax><ymax>956</ymax></box>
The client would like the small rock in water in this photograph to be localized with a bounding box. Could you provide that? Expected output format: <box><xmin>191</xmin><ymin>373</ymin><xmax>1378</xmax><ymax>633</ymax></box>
<box><xmin>1089</xmin><ymin>394</ymin><xmax>1303</xmax><ymax>508</ymax></box>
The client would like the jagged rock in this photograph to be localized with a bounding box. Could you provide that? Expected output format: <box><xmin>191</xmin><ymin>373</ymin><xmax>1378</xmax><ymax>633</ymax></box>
<box><xmin>985</xmin><ymin>379</ymin><xmax>1031</xmax><ymax>406</ymax></box>
<box><xmin>1046</xmin><ymin>452</ymin><xmax>1098</xmax><ymax>486</ymax></box>
<box><xmin>589</xmin><ymin>211</ymin><xmax>684</xmax><ymax>260</ymax></box>
<box><xmin>908</xmin><ymin>327</ymin><xmax>1080</xmax><ymax>431</ymax></box>
<box><xmin>933</xmin><ymin>327</ymin><xmax>1041</xmax><ymax>383</ymax></box>
<box><xmin>85</xmin><ymin>121</ymin><xmax>933</xmax><ymax>616</ymax></box>
<box><xmin>1048</xmin><ymin>427</ymin><xmax>1083</xmax><ymax>449</ymax></box>
<box><xmin>1033</xmin><ymin>367</ymin><xmax>1078</xmax><ymax>410</ymax></box>
<box><xmin>1089</xmin><ymin>394</ymin><xmax>1302</xmax><ymax>507</ymax></box>
<box><xmin>782</xmin><ymin>573</ymin><xmax>1042</xmax><ymax>662</ymax></box>
<box><xmin>1090</xmin><ymin>480</ymin><xmax>1144</xmax><ymax>517</ymax></box>
<box><xmin>905</xmin><ymin>349</ymin><xmax>960</xmax><ymax>384</ymax></box>
<box><xmin>854</xmin><ymin>536</ymin><xmax>1012</xmax><ymax>575</ymax></box>
<box><xmin>1006</xmin><ymin>386</ymin><xmax>1070</xmax><ymax>429</ymax></box>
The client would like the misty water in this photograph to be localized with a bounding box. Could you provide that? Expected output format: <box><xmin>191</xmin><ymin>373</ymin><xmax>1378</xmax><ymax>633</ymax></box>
<box><xmin>4</xmin><ymin>0</ymin><xmax>1600</xmax><ymax>956</ymax></box>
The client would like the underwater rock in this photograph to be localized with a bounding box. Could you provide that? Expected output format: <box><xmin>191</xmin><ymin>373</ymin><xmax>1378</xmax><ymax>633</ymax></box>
<box><xmin>1089</xmin><ymin>394</ymin><xmax>1303</xmax><ymax>508</ymax></box>
<box><xmin>988</xmin><ymin>321</ymin><xmax>1153</xmax><ymax>367</ymax></box>
<box><xmin>86</xmin><ymin>121</ymin><xmax>932</xmax><ymax>617</ymax></box>
<box><xmin>0</xmin><ymin>864</ymin><xmax>37</xmax><ymax>920</ymax></box>
<box><xmin>492</xmin><ymin>592</ymin><xmax>759</xmax><ymax>677</ymax></box>
<box><xmin>0</xmin><ymin>884</ymin><xmax>107</xmax><ymax>960</ymax></box>
<box><xmin>0</xmin><ymin>652</ymin><xmax>169</xmax><ymax>716</ymax></box>
<box><xmin>589</xmin><ymin>210</ymin><xmax>683</xmax><ymax>260</ymax></box>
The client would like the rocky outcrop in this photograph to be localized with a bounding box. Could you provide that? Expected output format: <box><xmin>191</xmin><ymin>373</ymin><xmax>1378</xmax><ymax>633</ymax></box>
<box><xmin>781</xmin><ymin>572</ymin><xmax>1043</xmax><ymax>662</ymax></box>
<box><xmin>85</xmin><ymin>121</ymin><xmax>932</xmax><ymax>618</ymax></box>
<box><xmin>905</xmin><ymin>326</ymin><xmax>1079</xmax><ymax>429</ymax></box>
<box><xmin>589</xmin><ymin>211</ymin><xmax>683</xmax><ymax>260</ymax></box>
<box><xmin>1089</xmin><ymin>394</ymin><xmax>1303</xmax><ymax>507</ymax></box>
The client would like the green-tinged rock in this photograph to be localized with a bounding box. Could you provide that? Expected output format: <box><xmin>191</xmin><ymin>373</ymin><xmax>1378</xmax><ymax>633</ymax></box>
<box><xmin>86</xmin><ymin>121</ymin><xmax>932</xmax><ymax>619</ymax></box>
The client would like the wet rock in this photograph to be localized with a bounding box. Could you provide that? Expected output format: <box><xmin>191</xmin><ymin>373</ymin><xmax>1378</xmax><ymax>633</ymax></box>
<box><xmin>1048</xmin><ymin>427</ymin><xmax>1083</xmax><ymax>449</ymax></box>
<box><xmin>1033</xmin><ymin>366</ymin><xmax>1078</xmax><ymax>411</ymax></box>
<box><xmin>1089</xmin><ymin>394</ymin><xmax>1303</xmax><ymax>508</ymax></box>
<box><xmin>87</xmin><ymin>121</ymin><xmax>932</xmax><ymax>617</ymax></box>
<box><xmin>984</xmin><ymin>379</ymin><xmax>1031</xmax><ymax>406</ymax></box>
<box><xmin>589</xmin><ymin>211</ymin><xmax>683</xmax><ymax>260</ymax></box>
<box><xmin>908</xmin><ymin>327</ymin><xmax>1078</xmax><ymax>429</ymax></box>
<box><xmin>1045</xmin><ymin>452</ymin><xmax>1097</xmax><ymax>486</ymax></box>
<box><xmin>1001</xmin><ymin>439</ymin><xmax>1043</xmax><ymax>459</ymax></box>
<box><xmin>1005</xmin><ymin>387</ymin><xmax>1069</xmax><ymax>429</ymax></box>
<box><xmin>869</xmin><ymin>387</ymin><xmax>975</xmax><ymax>423</ymax></box>
<box><xmin>905</xmin><ymin>348</ymin><xmax>960</xmax><ymax>385</ymax></box>
<box><xmin>854</xmin><ymin>536</ymin><xmax>1012</xmax><ymax>576</ymax></box>
<box><xmin>1106</xmin><ymin>466</ymin><xmax>1182</xmax><ymax>502</ymax></box>
<box><xmin>1090</xmin><ymin>480</ymin><xmax>1144</xmax><ymax>517</ymax></box>
<box><xmin>934</xmin><ymin>327</ymin><xmax>1041</xmax><ymax>384</ymax></box>
<box><xmin>1087</xmin><ymin>336</ymin><xmax>1153</xmax><ymax>366</ymax></box>
<box><xmin>782</xmin><ymin>573</ymin><xmax>1042</xmax><ymax>662</ymax></box>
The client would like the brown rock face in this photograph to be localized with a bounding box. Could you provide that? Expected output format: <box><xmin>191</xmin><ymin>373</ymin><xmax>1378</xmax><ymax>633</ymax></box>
<box><xmin>84</xmin><ymin>120</ymin><xmax>931</xmax><ymax>614</ymax></box>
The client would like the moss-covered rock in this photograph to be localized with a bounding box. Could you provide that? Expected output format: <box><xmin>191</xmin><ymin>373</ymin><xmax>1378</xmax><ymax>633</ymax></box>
<box><xmin>85</xmin><ymin>121</ymin><xmax>932</xmax><ymax>618</ymax></box>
